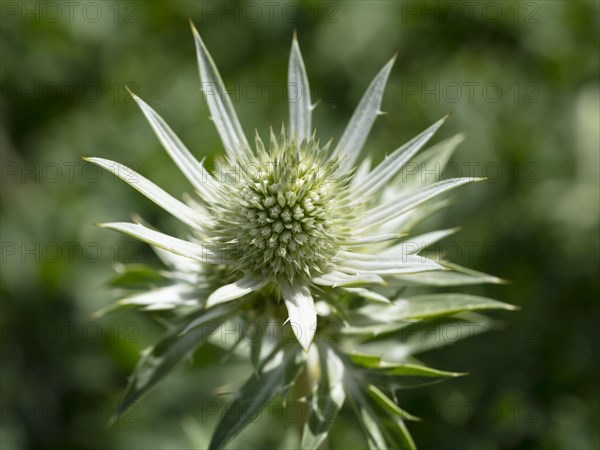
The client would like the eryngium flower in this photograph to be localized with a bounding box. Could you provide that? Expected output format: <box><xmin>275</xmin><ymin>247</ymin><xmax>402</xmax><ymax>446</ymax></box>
<box><xmin>89</xmin><ymin>24</ymin><xmax>515</xmax><ymax>449</ymax></box>
<box><xmin>88</xmin><ymin>26</ymin><xmax>478</xmax><ymax>350</ymax></box>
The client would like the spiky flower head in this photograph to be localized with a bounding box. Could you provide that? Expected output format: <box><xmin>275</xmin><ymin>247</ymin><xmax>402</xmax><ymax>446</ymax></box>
<box><xmin>89</xmin><ymin>24</ymin><xmax>515</xmax><ymax>449</ymax></box>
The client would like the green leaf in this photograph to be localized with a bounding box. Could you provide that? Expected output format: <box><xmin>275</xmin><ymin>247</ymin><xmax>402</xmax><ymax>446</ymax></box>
<box><xmin>90</xmin><ymin>301</ymin><xmax>135</xmax><ymax>319</ymax></box>
<box><xmin>92</xmin><ymin>265</ymin><xmax>166</xmax><ymax>318</ymax></box>
<box><xmin>108</xmin><ymin>264</ymin><xmax>163</xmax><ymax>288</ymax></box>
<box><xmin>348</xmin><ymin>380</ymin><xmax>418</xmax><ymax>450</ymax></box>
<box><xmin>347</xmin><ymin>352</ymin><xmax>462</xmax><ymax>377</ymax></box>
<box><xmin>208</xmin><ymin>346</ymin><xmax>305</xmax><ymax>450</ymax></box>
<box><xmin>364</xmin><ymin>368</ymin><xmax>464</xmax><ymax>390</ymax></box>
<box><xmin>111</xmin><ymin>304</ymin><xmax>236</xmax><ymax>422</ymax></box>
<box><xmin>382</xmin><ymin>363</ymin><xmax>465</xmax><ymax>378</ymax></box>
<box><xmin>348</xmin><ymin>353</ymin><xmax>382</xmax><ymax>368</ymax></box>
<box><xmin>366</xmin><ymin>385</ymin><xmax>420</xmax><ymax>421</ymax></box>
<box><xmin>341</xmin><ymin>321</ymin><xmax>413</xmax><ymax>337</ymax></box>
<box><xmin>391</xmin><ymin>261</ymin><xmax>506</xmax><ymax>286</ymax></box>
<box><xmin>380</xmin><ymin>415</ymin><xmax>417</xmax><ymax>450</ymax></box>
<box><xmin>398</xmin><ymin>315</ymin><xmax>501</xmax><ymax>355</ymax></box>
<box><xmin>215</xmin><ymin>318</ymin><xmax>249</xmax><ymax>363</ymax></box>
<box><xmin>207</xmin><ymin>317</ymin><xmax>249</xmax><ymax>357</ymax></box>
<box><xmin>181</xmin><ymin>302</ymin><xmax>240</xmax><ymax>334</ymax></box>
<box><xmin>393</xmin><ymin>293</ymin><xmax>517</xmax><ymax>320</ymax></box>
<box><xmin>344</xmin><ymin>287</ymin><xmax>391</xmax><ymax>304</ymax></box>
<box><xmin>356</xmin><ymin>316</ymin><xmax>501</xmax><ymax>358</ymax></box>
<box><xmin>346</xmin><ymin>294</ymin><xmax>515</xmax><ymax>335</ymax></box>
<box><xmin>349</xmin><ymin>350</ymin><xmax>465</xmax><ymax>388</ymax></box>
<box><xmin>301</xmin><ymin>347</ymin><xmax>346</xmax><ymax>449</ymax></box>
<box><xmin>348</xmin><ymin>393</ymin><xmax>388</xmax><ymax>450</ymax></box>
<box><xmin>249</xmin><ymin>325</ymin><xmax>264</xmax><ymax>372</ymax></box>
<box><xmin>350</xmin><ymin>383</ymin><xmax>417</xmax><ymax>450</ymax></box>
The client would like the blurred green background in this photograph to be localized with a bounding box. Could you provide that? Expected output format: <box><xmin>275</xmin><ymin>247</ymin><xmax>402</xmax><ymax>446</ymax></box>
<box><xmin>1</xmin><ymin>1</ymin><xmax>598</xmax><ymax>449</ymax></box>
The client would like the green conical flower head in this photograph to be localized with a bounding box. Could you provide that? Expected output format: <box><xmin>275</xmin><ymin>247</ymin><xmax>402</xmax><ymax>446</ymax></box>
<box><xmin>210</xmin><ymin>128</ymin><xmax>350</xmax><ymax>283</ymax></box>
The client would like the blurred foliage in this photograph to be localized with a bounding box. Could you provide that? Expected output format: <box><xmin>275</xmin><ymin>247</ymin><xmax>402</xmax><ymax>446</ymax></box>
<box><xmin>1</xmin><ymin>1</ymin><xmax>598</xmax><ymax>449</ymax></box>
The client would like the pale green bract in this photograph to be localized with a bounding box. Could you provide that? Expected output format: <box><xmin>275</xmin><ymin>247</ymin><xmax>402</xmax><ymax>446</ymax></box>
<box><xmin>88</xmin><ymin>23</ymin><xmax>516</xmax><ymax>450</ymax></box>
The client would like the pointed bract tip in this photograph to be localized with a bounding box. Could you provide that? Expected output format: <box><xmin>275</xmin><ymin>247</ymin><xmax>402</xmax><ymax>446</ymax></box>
<box><xmin>89</xmin><ymin>309</ymin><xmax>104</xmax><ymax>321</ymax></box>
<box><xmin>292</xmin><ymin>28</ymin><xmax>298</xmax><ymax>41</ymax></box>
<box><xmin>188</xmin><ymin>18</ymin><xmax>198</xmax><ymax>34</ymax></box>
<box><xmin>106</xmin><ymin>414</ymin><xmax>117</xmax><ymax>429</ymax></box>
<box><xmin>124</xmin><ymin>84</ymin><xmax>137</xmax><ymax>100</ymax></box>
<box><xmin>383</xmin><ymin>55</ymin><xmax>396</xmax><ymax>71</ymax></box>
<box><xmin>300</xmin><ymin>340</ymin><xmax>313</xmax><ymax>352</ymax></box>
<box><xmin>131</xmin><ymin>213</ymin><xmax>145</xmax><ymax>224</ymax></box>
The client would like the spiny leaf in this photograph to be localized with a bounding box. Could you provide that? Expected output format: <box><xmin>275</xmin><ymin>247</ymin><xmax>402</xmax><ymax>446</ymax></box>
<box><xmin>348</xmin><ymin>351</ymin><xmax>465</xmax><ymax>389</ymax></box>
<box><xmin>348</xmin><ymin>352</ymin><xmax>464</xmax><ymax>377</ymax></box>
<box><xmin>382</xmin><ymin>363</ymin><xmax>465</xmax><ymax>378</ymax></box>
<box><xmin>108</xmin><ymin>264</ymin><xmax>163</xmax><ymax>289</ymax></box>
<box><xmin>394</xmin><ymin>316</ymin><xmax>501</xmax><ymax>355</ymax></box>
<box><xmin>391</xmin><ymin>261</ymin><xmax>506</xmax><ymax>286</ymax></box>
<box><xmin>348</xmin><ymin>353</ymin><xmax>382</xmax><ymax>368</ymax></box>
<box><xmin>111</xmin><ymin>303</ymin><xmax>236</xmax><ymax>423</ymax></box>
<box><xmin>355</xmin><ymin>316</ymin><xmax>502</xmax><ymax>358</ymax></box>
<box><xmin>301</xmin><ymin>347</ymin><xmax>346</xmax><ymax>449</ymax></box>
<box><xmin>380</xmin><ymin>414</ymin><xmax>417</xmax><ymax>450</ymax></box>
<box><xmin>347</xmin><ymin>393</ymin><xmax>388</xmax><ymax>450</ymax></box>
<box><xmin>352</xmin><ymin>383</ymin><xmax>417</xmax><ymax>450</ymax></box>
<box><xmin>208</xmin><ymin>346</ymin><xmax>305</xmax><ymax>450</ymax></box>
<box><xmin>392</xmin><ymin>293</ymin><xmax>518</xmax><ymax>320</ymax></box>
<box><xmin>348</xmin><ymin>294</ymin><xmax>516</xmax><ymax>332</ymax></box>
<box><xmin>366</xmin><ymin>385</ymin><xmax>420</xmax><ymax>421</ymax></box>
<box><xmin>249</xmin><ymin>326</ymin><xmax>264</xmax><ymax>372</ymax></box>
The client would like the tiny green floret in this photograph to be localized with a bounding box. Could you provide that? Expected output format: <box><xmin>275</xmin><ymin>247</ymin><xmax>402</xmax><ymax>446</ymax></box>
<box><xmin>210</xmin><ymin>128</ymin><xmax>351</xmax><ymax>283</ymax></box>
